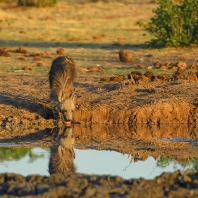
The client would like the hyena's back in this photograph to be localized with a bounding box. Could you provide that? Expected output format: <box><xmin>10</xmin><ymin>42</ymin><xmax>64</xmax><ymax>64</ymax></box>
<box><xmin>49</xmin><ymin>56</ymin><xmax>76</xmax><ymax>102</ymax></box>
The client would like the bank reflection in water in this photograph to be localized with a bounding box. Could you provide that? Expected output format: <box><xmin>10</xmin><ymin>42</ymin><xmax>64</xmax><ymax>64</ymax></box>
<box><xmin>0</xmin><ymin>147</ymin><xmax>49</xmax><ymax>176</ymax></box>
<box><xmin>0</xmin><ymin>147</ymin><xmax>46</xmax><ymax>162</ymax></box>
<box><xmin>1</xmin><ymin>124</ymin><xmax>198</xmax><ymax>178</ymax></box>
<box><xmin>49</xmin><ymin>126</ymin><xmax>76</xmax><ymax>174</ymax></box>
<box><xmin>157</xmin><ymin>156</ymin><xmax>198</xmax><ymax>172</ymax></box>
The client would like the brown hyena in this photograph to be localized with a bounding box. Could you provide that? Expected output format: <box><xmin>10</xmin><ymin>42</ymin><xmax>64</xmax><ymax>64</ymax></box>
<box><xmin>48</xmin><ymin>126</ymin><xmax>76</xmax><ymax>174</ymax></box>
<box><xmin>49</xmin><ymin>56</ymin><xmax>76</xmax><ymax>126</ymax></box>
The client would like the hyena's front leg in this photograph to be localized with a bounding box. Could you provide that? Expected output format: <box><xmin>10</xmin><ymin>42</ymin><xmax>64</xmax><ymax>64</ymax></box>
<box><xmin>53</xmin><ymin>105</ymin><xmax>60</xmax><ymax>121</ymax></box>
<box><xmin>52</xmin><ymin>124</ymin><xmax>65</xmax><ymax>143</ymax></box>
<box><xmin>53</xmin><ymin>105</ymin><xmax>65</xmax><ymax>127</ymax></box>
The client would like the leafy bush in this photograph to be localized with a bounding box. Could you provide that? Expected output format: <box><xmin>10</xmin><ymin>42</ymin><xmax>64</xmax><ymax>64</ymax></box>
<box><xmin>17</xmin><ymin>0</ymin><xmax>58</xmax><ymax>7</ymax></box>
<box><xmin>137</xmin><ymin>0</ymin><xmax>198</xmax><ymax>47</ymax></box>
<box><xmin>0</xmin><ymin>148</ymin><xmax>45</xmax><ymax>162</ymax></box>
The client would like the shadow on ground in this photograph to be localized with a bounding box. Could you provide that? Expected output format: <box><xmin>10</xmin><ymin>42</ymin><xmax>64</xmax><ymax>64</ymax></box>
<box><xmin>0</xmin><ymin>92</ymin><xmax>53</xmax><ymax>119</ymax></box>
<box><xmin>0</xmin><ymin>39</ymin><xmax>147</xmax><ymax>50</ymax></box>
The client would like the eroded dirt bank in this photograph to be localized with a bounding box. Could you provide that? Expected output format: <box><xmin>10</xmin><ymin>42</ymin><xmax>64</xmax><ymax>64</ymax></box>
<box><xmin>1</xmin><ymin>74</ymin><xmax>198</xmax><ymax>126</ymax></box>
<box><xmin>1</xmin><ymin>171</ymin><xmax>198</xmax><ymax>198</ymax></box>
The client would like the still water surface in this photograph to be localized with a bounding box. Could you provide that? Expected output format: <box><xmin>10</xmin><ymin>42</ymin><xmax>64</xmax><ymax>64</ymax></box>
<box><xmin>0</xmin><ymin>147</ymin><xmax>192</xmax><ymax>180</ymax></box>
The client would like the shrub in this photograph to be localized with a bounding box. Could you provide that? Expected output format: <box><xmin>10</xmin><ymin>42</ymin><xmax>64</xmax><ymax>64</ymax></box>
<box><xmin>17</xmin><ymin>0</ymin><xmax>58</xmax><ymax>7</ymax></box>
<box><xmin>136</xmin><ymin>0</ymin><xmax>198</xmax><ymax>47</ymax></box>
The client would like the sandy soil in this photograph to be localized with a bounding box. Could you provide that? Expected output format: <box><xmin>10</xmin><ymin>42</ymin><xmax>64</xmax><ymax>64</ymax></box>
<box><xmin>1</xmin><ymin>72</ymin><xmax>198</xmax><ymax>127</ymax></box>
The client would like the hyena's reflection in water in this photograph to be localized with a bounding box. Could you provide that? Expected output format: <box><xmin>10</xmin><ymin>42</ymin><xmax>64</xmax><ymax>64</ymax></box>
<box><xmin>48</xmin><ymin>126</ymin><xmax>76</xmax><ymax>174</ymax></box>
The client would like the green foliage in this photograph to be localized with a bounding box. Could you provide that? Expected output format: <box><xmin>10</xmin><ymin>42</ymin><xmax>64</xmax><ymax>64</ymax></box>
<box><xmin>0</xmin><ymin>148</ymin><xmax>45</xmax><ymax>162</ymax></box>
<box><xmin>17</xmin><ymin>0</ymin><xmax>58</xmax><ymax>7</ymax></box>
<box><xmin>136</xmin><ymin>0</ymin><xmax>198</xmax><ymax>47</ymax></box>
<box><xmin>157</xmin><ymin>156</ymin><xmax>198</xmax><ymax>172</ymax></box>
<box><xmin>0</xmin><ymin>0</ymin><xmax>15</xmax><ymax>2</ymax></box>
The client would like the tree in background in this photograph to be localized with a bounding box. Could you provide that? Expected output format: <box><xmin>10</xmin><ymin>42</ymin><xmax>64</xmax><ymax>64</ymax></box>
<box><xmin>137</xmin><ymin>0</ymin><xmax>198</xmax><ymax>47</ymax></box>
<box><xmin>17</xmin><ymin>0</ymin><xmax>58</xmax><ymax>6</ymax></box>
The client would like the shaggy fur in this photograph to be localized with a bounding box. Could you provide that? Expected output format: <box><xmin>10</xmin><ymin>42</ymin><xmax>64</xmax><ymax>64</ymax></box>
<box><xmin>49</xmin><ymin>56</ymin><xmax>76</xmax><ymax>122</ymax></box>
<box><xmin>49</xmin><ymin>126</ymin><xmax>76</xmax><ymax>174</ymax></box>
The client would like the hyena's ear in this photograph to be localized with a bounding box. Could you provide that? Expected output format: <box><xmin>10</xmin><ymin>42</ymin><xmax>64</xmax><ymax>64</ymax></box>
<box><xmin>69</xmin><ymin>93</ymin><xmax>75</xmax><ymax>101</ymax></box>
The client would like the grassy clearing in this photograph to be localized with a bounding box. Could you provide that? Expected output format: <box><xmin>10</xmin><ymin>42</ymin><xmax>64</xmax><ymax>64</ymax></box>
<box><xmin>0</xmin><ymin>0</ymin><xmax>197</xmax><ymax>77</ymax></box>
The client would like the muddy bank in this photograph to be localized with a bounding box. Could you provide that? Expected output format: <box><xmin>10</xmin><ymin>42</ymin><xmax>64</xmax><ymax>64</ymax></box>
<box><xmin>1</xmin><ymin>74</ymin><xmax>198</xmax><ymax>126</ymax></box>
<box><xmin>1</xmin><ymin>171</ymin><xmax>198</xmax><ymax>198</ymax></box>
<box><xmin>74</xmin><ymin>98</ymin><xmax>197</xmax><ymax>124</ymax></box>
<box><xmin>74</xmin><ymin>76</ymin><xmax>198</xmax><ymax>124</ymax></box>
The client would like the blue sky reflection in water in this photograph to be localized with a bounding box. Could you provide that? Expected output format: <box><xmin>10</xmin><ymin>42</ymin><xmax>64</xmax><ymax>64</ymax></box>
<box><xmin>0</xmin><ymin>147</ymin><xmax>193</xmax><ymax>179</ymax></box>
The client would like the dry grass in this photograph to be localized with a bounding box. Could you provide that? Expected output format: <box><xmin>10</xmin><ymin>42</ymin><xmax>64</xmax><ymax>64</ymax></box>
<box><xmin>0</xmin><ymin>0</ymin><xmax>197</xmax><ymax>76</ymax></box>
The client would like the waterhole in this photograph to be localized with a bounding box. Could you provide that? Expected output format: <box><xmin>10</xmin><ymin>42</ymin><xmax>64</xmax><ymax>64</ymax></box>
<box><xmin>0</xmin><ymin>147</ymin><xmax>197</xmax><ymax>179</ymax></box>
<box><xmin>0</xmin><ymin>124</ymin><xmax>198</xmax><ymax>179</ymax></box>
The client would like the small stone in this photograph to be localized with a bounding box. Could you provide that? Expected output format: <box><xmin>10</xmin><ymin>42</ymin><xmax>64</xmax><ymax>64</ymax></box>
<box><xmin>87</xmin><ymin>66</ymin><xmax>101</xmax><ymax>72</ymax></box>
<box><xmin>160</xmin><ymin>66</ymin><xmax>168</xmax><ymax>70</ymax></box>
<box><xmin>93</xmin><ymin>35</ymin><xmax>104</xmax><ymax>41</ymax></box>
<box><xmin>19</xmin><ymin>30</ymin><xmax>26</xmax><ymax>34</ymax></box>
<box><xmin>118</xmin><ymin>49</ymin><xmax>132</xmax><ymax>62</ymax></box>
<box><xmin>33</xmin><ymin>56</ymin><xmax>40</xmax><ymax>61</ymax></box>
<box><xmin>144</xmin><ymin>71</ymin><xmax>154</xmax><ymax>79</ymax></box>
<box><xmin>177</xmin><ymin>61</ymin><xmax>187</xmax><ymax>70</ymax></box>
<box><xmin>16</xmin><ymin>46</ymin><xmax>28</xmax><ymax>54</ymax></box>
<box><xmin>22</xmin><ymin>65</ymin><xmax>32</xmax><ymax>70</ymax></box>
<box><xmin>100</xmin><ymin>77</ymin><xmax>110</xmax><ymax>82</ymax></box>
<box><xmin>110</xmin><ymin>76</ymin><xmax>124</xmax><ymax>82</ymax></box>
<box><xmin>37</xmin><ymin>62</ymin><xmax>44</xmax><ymax>66</ymax></box>
<box><xmin>0</xmin><ymin>48</ymin><xmax>10</xmax><ymax>57</ymax></box>
<box><xmin>153</xmin><ymin>61</ymin><xmax>161</xmax><ymax>68</ymax></box>
<box><xmin>18</xmin><ymin>56</ymin><xmax>26</xmax><ymax>60</ymax></box>
<box><xmin>56</xmin><ymin>48</ymin><xmax>65</xmax><ymax>55</ymax></box>
<box><xmin>147</xmin><ymin>66</ymin><xmax>153</xmax><ymax>70</ymax></box>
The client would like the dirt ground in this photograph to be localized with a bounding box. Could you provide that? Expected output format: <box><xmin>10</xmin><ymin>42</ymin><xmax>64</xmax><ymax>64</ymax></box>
<box><xmin>1</xmin><ymin>0</ymin><xmax>198</xmax><ymax>197</ymax></box>
<box><xmin>1</xmin><ymin>72</ymin><xmax>198</xmax><ymax>127</ymax></box>
<box><xmin>1</xmin><ymin>170</ymin><xmax>198</xmax><ymax>198</ymax></box>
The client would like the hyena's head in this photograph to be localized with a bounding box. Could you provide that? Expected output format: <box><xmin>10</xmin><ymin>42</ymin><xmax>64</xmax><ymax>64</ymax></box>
<box><xmin>59</xmin><ymin>127</ymin><xmax>75</xmax><ymax>149</ymax></box>
<box><xmin>59</xmin><ymin>93</ymin><xmax>75</xmax><ymax>123</ymax></box>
